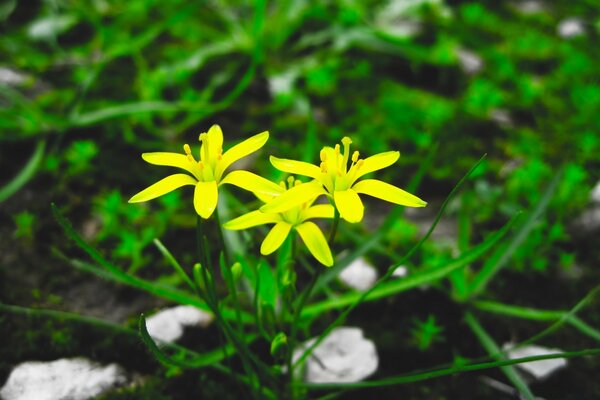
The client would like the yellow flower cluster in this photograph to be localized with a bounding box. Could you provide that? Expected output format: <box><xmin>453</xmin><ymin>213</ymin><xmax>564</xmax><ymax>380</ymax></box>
<box><xmin>129</xmin><ymin>125</ymin><xmax>426</xmax><ymax>266</ymax></box>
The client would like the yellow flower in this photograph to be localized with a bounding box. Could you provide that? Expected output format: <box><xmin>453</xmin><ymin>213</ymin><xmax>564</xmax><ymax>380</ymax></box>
<box><xmin>129</xmin><ymin>125</ymin><xmax>282</xmax><ymax>219</ymax></box>
<box><xmin>261</xmin><ymin>137</ymin><xmax>427</xmax><ymax>223</ymax></box>
<box><xmin>224</xmin><ymin>177</ymin><xmax>335</xmax><ymax>267</ymax></box>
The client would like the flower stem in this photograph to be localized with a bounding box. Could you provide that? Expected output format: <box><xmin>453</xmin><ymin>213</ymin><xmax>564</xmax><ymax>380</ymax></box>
<box><xmin>328</xmin><ymin>207</ymin><xmax>340</xmax><ymax>244</ymax></box>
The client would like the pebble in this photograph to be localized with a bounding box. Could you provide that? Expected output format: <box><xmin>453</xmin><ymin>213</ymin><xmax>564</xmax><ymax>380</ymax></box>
<box><xmin>456</xmin><ymin>48</ymin><xmax>483</xmax><ymax>75</ymax></box>
<box><xmin>504</xmin><ymin>344</ymin><xmax>567</xmax><ymax>380</ymax></box>
<box><xmin>293</xmin><ymin>327</ymin><xmax>379</xmax><ymax>383</ymax></box>
<box><xmin>557</xmin><ymin>18</ymin><xmax>585</xmax><ymax>39</ymax></box>
<box><xmin>0</xmin><ymin>358</ymin><xmax>126</xmax><ymax>400</ymax></box>
<box><xmin>339</xmin><ymin>258</ymin><xmax>378</xmax><ymax>292</ymax></box>
<box><xmin>145</xmin><ymin>305</ymin><xmax>213</xmax><ymax>344</ymax></box>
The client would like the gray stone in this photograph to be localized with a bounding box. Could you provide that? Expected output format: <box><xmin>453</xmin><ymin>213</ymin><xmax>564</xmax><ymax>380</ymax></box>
<box><xmin>0</xmin><ymin>358</ymin><xmax>126</xmax><ymax>400</ymax></box>
<box><xmin>145</xmin><ymin>305</ymin><xmax>213</xmax><ymax>344</ymax></box>
<box><xmin>504</xmin><ymin>344</ymin><xmax>567</xmax><ymax>380</ymax></box>
<box><xmin>339</xmin><ymin>258</ymin><xmax>378</xmax><ymax>292</ymax></box>
<box><xmin>293</xmin><ymin>327</ymin><xmax>379</xmax><ymax>383</ymax></box>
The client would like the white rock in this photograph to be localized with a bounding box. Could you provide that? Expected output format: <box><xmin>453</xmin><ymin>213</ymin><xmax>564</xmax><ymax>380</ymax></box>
<box><xmin>456</xmin><ymin>48</ymin><xmax>483</xmax><ymax>75</ymax></box>
<box><xmin>392</xmin><ymin>265</ymin><xmax>409</xmax><ymax>278</ymax></box>
<box><xmin>512</xmin><ymin>1</ymin><xmax>546</xmax><ymax>15</ymax></box>
<box><xmin>557</xmin><ymin>18</ymin><xmax>585</xmax><ymax>39</ymax></box>
<box><xmin>490</xmin><ymin>108</ymin><xmax>514</xmax><ymax>129</ymax></box>
<box><xmin>590</xmin><ymin>181</ymin><xmax>600</xmax><ymax>204</ymax></box>
<box><xmin>575</xmin><ymin>207</ymin><xmax>600</xmax><ymax>232</ymax></box>
<box><xmin>293</xmin><ymin>327</ymin><xmax>379</xmax><ymax>383</ymax></box>
<box><xmin>504</xmin><ymin>344</ymin><xmax>567</xmax><ymax>380</ymax></box>
<box><xmin>0</xmin><ymin>358</ymin><xmax>126</xmax><ymax>400</ymax></box>
<box><xmin>146</xmin><ymin>305</ymin><xmax>213</xmax><ymax>343</ymax></box>
<box><xmin>339</xmin><ymin>258</ymin><xmax>378</xmax><ymax>292</ymax></box>
<box><xmin>268</xmin><ymin>71</ymin><xmax>296</xmax><ymax>97</ymax></box>
<box><xmin>0</xmin><ymin>68</ymin><xmax>27</xmax><ymax>86</ymax></box>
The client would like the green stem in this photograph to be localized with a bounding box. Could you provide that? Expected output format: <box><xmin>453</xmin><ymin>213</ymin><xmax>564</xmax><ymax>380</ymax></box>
<box><xmin>213</xmin><ymin>207</ymin><xmax>231</xmax><ymax>266</ymax></box>
<box><xmin>328</xmin><ymin>207</ymin><xmax>340</xmax><ymax>244</ymax></box>
<box><xmin>294</xmin><ymin>156</ymin><xmax>487</xmax><ymax>368</ymax></box>
<box><xmin>464</xmin><ymin>311</ymin><xmax>534</xmax><ymax>400</ymax></box>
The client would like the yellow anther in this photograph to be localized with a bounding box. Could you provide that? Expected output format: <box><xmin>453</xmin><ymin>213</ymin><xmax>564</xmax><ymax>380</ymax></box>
<box><xmin>356</xmin><ymin>159</ymin><xmax>364</xmax><ymax>169</ymax></box>
<box><xmin>320</xmin><ymin>149</ymin><xmax>327</xmax><ymax>162</ymax></box>
<box><xmin>352</xmin><ymin>151</ymin><xmax>359</xmax><ymax>163</ymax></box>
<box><xmin>341</xmin><ymin>137</ymin><xmax>352</xmax><ymax>173</ymax></box>
<box><xmin>294</xmin><ymin>180</ymin><xmax>301</xmax><ymax>187</ymax></box>
<box><xmin>320</xmin><ymin>161</ymin><xmax>327</xmax><ymax>173</ymax></box>
<box><xmin>183</xmin><ymin>144</ymin><xmax>192</xmax><ymax>156</ymax></box>
<box><xmin>279</xmin><ymin>181</ymin><xmax>286</xmax><ymax>189</ymax></box>
<box><xmin>186</xmin><ymin>154</ymin><xmax>195</xmax><ymax>163</ymax></box>
<box><xmin>334</xmin><ymin>144</ymin><xmax>340</xmax><ymax>154</ymax></box>
<box><xmin>287</xmin><ymin>176</ymin><xmax>294</xmax><ymax>185</ymax></box>
<box><xmin>198</xmin><ymin>161</ymin><xmax>204</xmax><ymax>170</ymax></box>
<box><xmin>199</xmin><ymin>132</ymin><xmax>207</xmax><ymax>142</ymax></box>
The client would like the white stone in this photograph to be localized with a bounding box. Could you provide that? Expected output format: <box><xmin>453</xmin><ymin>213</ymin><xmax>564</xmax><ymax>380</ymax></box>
<box><xmin>575</xmin><ymin>208</ymin><xmax>600</xmax><ymax>232</ymax></box>
<box><xmin>590</xmin><ymin>181</ymin><xmax>600</xmax><ymax>204</ymax></box>
<box><xmin>557</xmin><ymin>18</ymin><xmax>585</xmax><ymax>39</ymax></box>
<box><xmin>146</xmin><ymin>305</ymin><xmax>213</xmax><ymax>343</ymax></box>
<box><xmin>392</xmin><ymin>265</ymin><xmax>409</xmax><ymax>278</ymax></box>
<box><xmin>0</xmin><ymin>358</ymin><xmax>126</xmax><ymax>400</ymax></box>
<box><xmin>504</xmin><ymin>344</ymin><xmax>567</xmax><ymax>380</ymax></box>
<box><xmin>512</xmin><ymin>1</ymin><xmax>545</xmax><ymax>15</ymax></box>
<box><xmin>293</xmin><ymin>327</ymin><xmax>379</xmax><ymax>383</ymax></box>
<box><xmin>339</xmin><ymin>258</ymin><xmax>378</xmax><ymax>292</ymax></box>
<box><xmin>456</xmin><ymin>48</ymin><xmax>483</xmax><ymax>75</ymax></box>
<box><xmin>490</xmin><ymin>108</ymin><xmax>514</xmax><ymax>129</ymax></box>
<box><xmin>0</xmin><ymin>68</ymin><xmax>27</xmax><ymax>86</ymax></box>
<box><xmin>268</xmin><ymin>71</ymin><xmax>296</xmax><ymax>97</ymax></box>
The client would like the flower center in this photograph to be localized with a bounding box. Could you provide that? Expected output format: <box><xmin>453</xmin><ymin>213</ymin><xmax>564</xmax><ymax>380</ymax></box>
<box><xmin>183</xmin><ymin>143</ymin><xmax>213</xmax><ymax>182</ymax></box>
<box><xmin>198</xmin><ymin>132</ymin><xmax>223</xmax><ymax>176</ymax></box>
<box><xmin>280</xmin><ymin>176</ymin><xmax>304</xmax><ymax>225</ymax></box>
<box><xmin>319</xmin><ymin>137</ymin><xmax>364</xmax><ymax>192</ymax></box>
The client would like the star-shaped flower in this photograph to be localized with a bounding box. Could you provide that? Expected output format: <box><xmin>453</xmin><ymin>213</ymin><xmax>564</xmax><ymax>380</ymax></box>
<box><xmin>224</xmin><ymin>177</ymin><xmax>335</xmax><ymax>266</ymax></box>
<box><xmin>260</xmin><ymin>137</ymin><xmax>426</xmax><ymax>223</ymax></box>
<box><xmin>129</xmin><ymin>125</ymin><xmax>282</xmax><ymax>218</ymax></box>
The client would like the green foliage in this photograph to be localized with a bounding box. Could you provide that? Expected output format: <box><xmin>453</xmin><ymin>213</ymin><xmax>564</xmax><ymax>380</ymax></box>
<box><xmin>12</xmin><ymin>211</ymin><xmax>35</xmax><ymax>239</ymax></box>
<box><xmin>4</xmin><ymin>1</ymin><xmax>600</xmax><ymax>399</ymax></box>
<box><xmin>410</xmin><ymin>315</ymin><xmax>444</xmax><ymax>351</ymax></box>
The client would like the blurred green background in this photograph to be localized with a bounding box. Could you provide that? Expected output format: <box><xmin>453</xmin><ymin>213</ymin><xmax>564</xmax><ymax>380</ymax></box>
<box><xmin>1</xmin><ymin>0</ymin><xmax>599</xmax><ymax>398</ymax></box>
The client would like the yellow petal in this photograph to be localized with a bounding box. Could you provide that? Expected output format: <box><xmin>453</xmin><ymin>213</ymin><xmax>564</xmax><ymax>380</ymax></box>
<box><xmin>217</xmin><ymin>130</ymin><xmax>269</xmax><ymax>180</ymax></box>
<box><xmin>220</xmin><ymin>170</ymin><xmax>285</xmax><ymax>196</ymax></box>
<box><xmin>352</xmin><ymin>151</ymin><xmax>399</xmax><ymax>183</ymax></box>
<box><xmin>223</xmin><ymin>210</ymin><xmax>282</xmax><ymax>230</ymax></box>
<box><xmin>321</xmin><ymin>146</ymin><xmax>338</xmax><ymax>173</ymax></box>
<box><xmin>142</xmin><ymin>152</ymin><xmax>195</xmax><ymax>175</ymax></box>
<box><xmin>300</xmin><ymin>204</ymin><xmax>335</xmax><ymax>221</ymax></box>
<box><xmin>295</xmin><ymin>221</ymin><xmax>334</xmax><ymax>266</ymax></box>
<box><xmin>260</xmin><ymin>222</ymin><xmax>292</xmax><ymax>255</ymax></box>
<box><xmin>194</xmin><ymin>180</ymin><xmax>218</xmax><ymax>219</ymax></box>
<box><xmin>207</xmin><ymin>124</ymin><xmax>224</xmax><ymax>157</ymax></box>
<box><xmin>353</xmin><ymin>179</ymin><xmax>427</xmax><ymax>207</ymax></box>
<box><xmin>269</xmin><ymin>156</ymin><xmax>322</xmax><ymax>179</ymax></box>
<box><xmin>260</xmin><ymin>181</ymin><xmax>327</xmax><ymax>214</ymax></box>
<box><xmin>255</xmin><ymin>191</ymin><xmax>275</xmax><ymax>204</ymax></box>
<box><xmin>333</xmin><ymin>189</ymin><xmax>364</xmax><ymax>223</ymax></box>
<box><xmin>129</xmin><ymin>174</ymin><xmax>196</xmax><ymax>203</ymax></box>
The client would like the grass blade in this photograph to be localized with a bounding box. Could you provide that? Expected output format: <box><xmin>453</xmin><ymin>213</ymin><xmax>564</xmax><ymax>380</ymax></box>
<box><xmin>464</xmin><ymin>311</ymin><xmax>535</xmax><ymax>400</ymax></box>
<box><xmin>302</xmin><ymin>211</ymin><xmax>518</xmax><ymax>317</ymax></box>
<box><xmin>469</xmin><ymin>168</ymin><xmax>563</xmax><ymax>296</ymax></box>
<box><xmin>0</xmin><ymin>140</ymin><xmax>45</xmax><ymax>203</ymax></box>
<box><xmin>302</xmin><ymin>347</ymin><xmax>600</xmax><ymax>389</ymax></box>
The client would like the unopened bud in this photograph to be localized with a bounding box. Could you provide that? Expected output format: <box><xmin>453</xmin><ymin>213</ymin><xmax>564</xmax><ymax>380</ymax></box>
<box><xmin>270</xmin><ymin>332</ymin><xmax>288</xmax><ymax>360</ymax></box>
<box><xmin>231</xmin><ymin>262</ymin><xmax>243</xmax><ymax>281</ymax></box>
